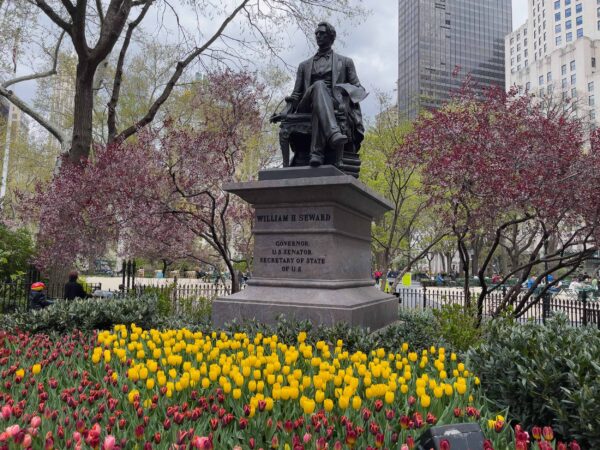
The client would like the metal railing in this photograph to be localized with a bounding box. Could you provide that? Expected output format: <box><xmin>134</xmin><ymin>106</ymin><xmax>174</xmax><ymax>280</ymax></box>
<box><xmin>396</xmin><ymin>286</ymin><xmax>600</xmax><ymax>327</ymax></box>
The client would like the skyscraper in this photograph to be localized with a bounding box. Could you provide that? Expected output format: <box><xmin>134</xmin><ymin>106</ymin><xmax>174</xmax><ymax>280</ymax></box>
<box><xmin>398</xmin><ymin>0</ymin><xmax>512</xmax><ymax>119</ymax></box>
<box><xmin>506</xmin><ymin>0</ymin><xmax>599</xmax><ymax>126</ymax></box>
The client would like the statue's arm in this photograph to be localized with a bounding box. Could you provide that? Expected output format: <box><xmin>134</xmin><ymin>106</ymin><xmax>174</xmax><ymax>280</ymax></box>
<box><xmin>346</xmin><ymin>58</ymin><xmax>362</xmax><ymax>87</ymax></box>
<box><xmin>288</xmin><ymin>63</ymin><xmax>305</xmax><ymax>103</ymax></box>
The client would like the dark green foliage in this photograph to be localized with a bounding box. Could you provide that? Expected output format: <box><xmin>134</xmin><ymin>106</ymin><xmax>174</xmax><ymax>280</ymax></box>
<box><xmin>468</xmin><ymin>315</ymin><xmax>600</xmax><ymax>448</ymax></box>
<box><xmin>0</xmin><ymin>225</ymin><xmax>34</xmax><ymax>281</ymax></box>
<box><xmin>433</xmin><ymin>303</ymin><xmax>482</xmax><ymax>354</ymax></box>
<box><xmin>0</xmin><ymin>295</ymin><xmax>161</xmax><ymax>334</ymax></box>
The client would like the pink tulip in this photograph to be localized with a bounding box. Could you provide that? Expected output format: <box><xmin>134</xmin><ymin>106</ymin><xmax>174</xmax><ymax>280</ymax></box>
<box><xmin>1</xmin><ymin>405</ymin><xmax>11</xmax><ymax>420</ymax></box>
<box><xmin>6</xmin><ymin>424</ymin><xmax>20</xmax><ymax>437</ymax></box>
<box><xmin>22</xmin><ymin>433</ymin><xmax>32</xmax><ymax>447</ymax></box>
<box><xmin>303</xmin><ymin>433</ymin><xmax>312</xmax><ymax>443</ymax></box>
<box><xmin>73</xmin><ymin>431</ymin><xmax>82</xmax><ymax>443</ymax></box>
<box><xmin>102</xmin><ymin>435</ymin><xmax>116</xmax><ymax>450</ymax></box>
<box><xmin>30</xmin><ymin>416</ymin><xmax>41</xmax><ymax>428</ymax></box>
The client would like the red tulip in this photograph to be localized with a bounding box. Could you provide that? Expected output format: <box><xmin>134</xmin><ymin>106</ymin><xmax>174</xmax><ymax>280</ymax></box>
<box><xmin>532</xmin><ymin>426</ymin><xmax>542</xmax><ymax>440</ymax></box>
<box><xmin>569</xmin><ymin>441</ymin><xmax>581</xmax><ymax>450</ymax></box>
<box><xmin>483</xmin><ymin>440</ymin><xmax>494</xmax><ymax>450</ymax></box>
<box><xmin>271</xmin><ymin>434</ymin><xmax>279</xmax><ymax>449</ymax></box>
<box><xmin>557</xmin><ymin>442</ymin><xmax>567</xmax><ymax>450</ymax></box>
<box><xmin>440</xmin><ymin>439</ymin><xmax>450</xmax><ymax>450</ymax></box>
<box><xmin>542</xmin><ymin>426</ymin><xmax>554</xmax><ymax>442</ymax></box>
<box><xmin>134</xmin><ymin>425</ymin><xmax>144</xmax><ymax>440</ymax></box>
<box><xmin>375</xmin><ymin>432</ymin><xmax>384</xmax><ymax>448</ymax></box>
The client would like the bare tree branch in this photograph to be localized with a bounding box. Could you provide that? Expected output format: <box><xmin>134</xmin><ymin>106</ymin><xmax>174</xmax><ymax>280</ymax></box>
<box><xmin>107</xmin><ymin>0</ymin><xmax>153</xmax><ymax>142</ymax></box>
<box><xmin>0</xmin><ymin>86</ymin><xmax>65</xmax><ymax>145</ymax></box>
<box><xmin>2</xmin><ymin>31</ymin><xmax>65</xmax><ymax>88</ymax></box>
<box><xmin>31</xmin><ymin>0</ymin><xmax>72</xmax><ymax>33</ymax></box>
<box><xmin>115</xmin><ymin>0</ymin><xmax>251</xmax><ymax>142</ymax></box>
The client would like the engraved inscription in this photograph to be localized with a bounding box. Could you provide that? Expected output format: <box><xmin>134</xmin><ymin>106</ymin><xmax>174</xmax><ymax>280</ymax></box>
<box><xmin>258</xmin><ymin>239</ymin><xmax>326</xmax><ymax>273</ymax></box>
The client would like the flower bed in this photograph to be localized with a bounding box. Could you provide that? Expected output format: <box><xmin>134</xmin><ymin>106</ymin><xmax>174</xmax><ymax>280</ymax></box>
<box><xmin>0</xmin><ymin>326</ymin><xmax>576</xmax><ymax>449</ymax></box>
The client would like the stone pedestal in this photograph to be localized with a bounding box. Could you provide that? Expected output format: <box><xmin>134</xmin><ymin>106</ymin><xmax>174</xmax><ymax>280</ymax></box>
<box><xmin>212</xmin><ymin>166</ymin><xmax>396</xmax><ymax>330</ymax></box>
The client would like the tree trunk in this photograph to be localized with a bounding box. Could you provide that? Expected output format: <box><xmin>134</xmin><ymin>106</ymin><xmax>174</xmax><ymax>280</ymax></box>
<box><xmin>70</xmin><ymin>61</ymin><xmax>96</xmax><ymax>163</ymax></box>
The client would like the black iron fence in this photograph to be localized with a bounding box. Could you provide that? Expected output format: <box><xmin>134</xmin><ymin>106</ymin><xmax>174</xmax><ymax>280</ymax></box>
<box><xmin>396</xmin><ymin>286</ymin><xmax>600</xmax><ymax>327</ymax></box>
<box><xmin>0</xmin><ymin>280</ymin><xmax>231</xmax><ymax>314</ymax></box>
<box><xmin>0</xmin><ymin>281</ymin><xmax>102</xmax><ymax>313</ymax></box>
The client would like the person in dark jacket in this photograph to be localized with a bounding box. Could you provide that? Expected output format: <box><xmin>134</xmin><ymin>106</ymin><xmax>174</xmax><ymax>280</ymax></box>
<box><xmin>29</xmin><ymin>282</ymin><xmax>53</xmax><ymax>310</ymax></box>
<box><xmin>64</xmin><ymin>271</ymin><xmax>88</xmax><ymax>300</ymax></box>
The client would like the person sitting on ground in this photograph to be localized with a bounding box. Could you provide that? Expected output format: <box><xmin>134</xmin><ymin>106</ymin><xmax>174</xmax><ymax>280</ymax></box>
<box><xmin>64</xmin><ymin>271</ymin><xmax>89</xmax><ymax>300</ymax></box>
<box><xmin>29</xmin><ymin>282</ymin><xmax>53</xmax><ymax>310</ymax></box>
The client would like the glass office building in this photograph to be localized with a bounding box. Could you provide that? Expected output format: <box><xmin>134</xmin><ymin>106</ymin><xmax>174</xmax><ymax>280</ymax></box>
<box><xmin>398</xmin><ymin>0</ymin><xmax>512</xmax><ymax>119</ymax></box>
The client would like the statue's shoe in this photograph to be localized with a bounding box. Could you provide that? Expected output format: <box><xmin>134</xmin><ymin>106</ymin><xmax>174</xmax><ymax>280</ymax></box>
<box><xmin>309</xmin><ymin>156</ymin><xmax>323</xmax><ymax>167</ymax></box>
<box><xmin>329</xmin><ymin>132</ymin><xmax>348</xmax><ymax>150</ymax></box>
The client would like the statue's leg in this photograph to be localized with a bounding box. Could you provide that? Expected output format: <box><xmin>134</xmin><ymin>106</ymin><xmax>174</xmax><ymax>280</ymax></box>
<box><xmin>310</xmin><ymin>81</ymin><xmax>340</xmax><ymax>142</ymax></box>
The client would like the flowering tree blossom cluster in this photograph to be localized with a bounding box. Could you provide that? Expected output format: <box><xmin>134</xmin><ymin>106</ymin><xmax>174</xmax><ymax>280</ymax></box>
<box><xmin>395</xmin><ymin>86</ymin><xmax>600</xmax><ymax>319</ymax></box>
<box><xmin>26</xmin><ymin>71</ymin><xmax>263</xmax><ymax>293</ymax></box>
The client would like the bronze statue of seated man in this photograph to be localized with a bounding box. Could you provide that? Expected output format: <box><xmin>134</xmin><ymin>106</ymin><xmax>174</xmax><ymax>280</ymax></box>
<box><xmin>271</xmin><ymin>22</ymin><xmax>367</xmax><ymax>172</ymax></box>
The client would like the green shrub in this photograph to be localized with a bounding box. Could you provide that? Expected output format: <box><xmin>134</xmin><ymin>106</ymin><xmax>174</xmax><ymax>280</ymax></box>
<box><xmin>467</xmin><ymin>314</ymin><xmax>600</xmax><ymax>448</ymax></box>
<box><xmin>433</xmin><ymin>303</ymin><xmax>482</xmax><ymax>353</ymax></box>
<box><xmin>0</xmin><ymin>294</ymin><xmax>160</xmax><ymax>333</ymax></box>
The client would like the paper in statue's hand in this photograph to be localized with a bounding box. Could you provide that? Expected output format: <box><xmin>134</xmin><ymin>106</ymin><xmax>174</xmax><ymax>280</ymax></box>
<box><xmin>336</xmin><ymin>83</ymin><xmax>368</xmax><ymax>103</ymax></box>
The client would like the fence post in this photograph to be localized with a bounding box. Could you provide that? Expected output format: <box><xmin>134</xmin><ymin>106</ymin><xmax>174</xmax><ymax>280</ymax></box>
<box><xmin>542</xmin><ymin>292</ymin><xmax>550</xmax><ymax>325</ymax></box>
<box><xmin>422</xmin><ymin>284</ymin><xmax>427</xmax><ymax>310</ymax></box>
<box><xmin>581</xmin><ymin>290</ymin><xmax>588</xmax><ymax>326</ymax></box>
<box><xmin>121</xmin><ymin>261</ymin><xmax>126</xmax><ymax>294</ymax></box>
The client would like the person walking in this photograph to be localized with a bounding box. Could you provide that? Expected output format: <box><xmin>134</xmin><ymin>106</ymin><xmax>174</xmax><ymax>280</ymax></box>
<box><xmin>64</xmin><ymin>271</ymin><xmax>88</xmax><ymax>300</ymax></box>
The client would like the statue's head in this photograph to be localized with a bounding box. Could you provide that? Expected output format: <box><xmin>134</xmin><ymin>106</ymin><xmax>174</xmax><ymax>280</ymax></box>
<box><xmin>315</xmin><ymin>22</ymin><xmax>336</xmax><ymax>49</ymax></box>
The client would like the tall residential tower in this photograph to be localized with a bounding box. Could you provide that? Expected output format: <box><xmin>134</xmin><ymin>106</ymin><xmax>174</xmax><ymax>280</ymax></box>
<box><xmin>398</xmin><ymin>0</ymin><xmax>512</xmax><ymax>119</ymax></box>
<box><xmin>506</xmin><ymin>0</ymin><xmax>599</xmax><ymax>125</ymax></box>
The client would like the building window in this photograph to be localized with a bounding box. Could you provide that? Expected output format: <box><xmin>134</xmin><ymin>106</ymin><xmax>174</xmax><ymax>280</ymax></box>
<box><xmin>525</xmin><ymin>49</ymin><xmax>528</xmax><ymax>57</ymax></box>
<box><xmin>566</xmin><ymin>32</ymin><xmax>573</xmax><ymax>42</ymax></box>
<box><xmin>598</xmin><ymin>20</ymin><xmax>600</xmax><ymax>30</ymax></box>
<box><xmin>562</xmin><ymin>64</ymin><xmax>567</xmax><ymax>75</ymax></box>
<box><xmin>572</xmin><ymin>87</ymin><xmax>577</xmax><ymax>97</ymax></box>
<box><xmin>555</xmin><ymin>23</ymin><xmax>562</xmax><ymax>32</ymax></box>
<box><xmin>570</xmin><ymin>60</ymin><xmax>576</xmax><ymax>71</ymax></box>
<box><xmin>576</xmin><ymin>16</ymin><xmax>583</xmax><ymax>25</ymax></box>
<box><xmin>547</xmin><ymin>72</ymin><xmax>552</xmax><ymax>82</ymax></box>
<box><xmin>576</xmin><ymin>3</ymin><xmax>582</xmax><ymax>13</ymax></box>
<box><xmin>565</xmin><ymin>8</ymin><xmax>572</xmax><ymax>17</ymax></box>
<box><xmin>517</xmin><ymin>64</ymin><xmax>521</xmax><ymax>70</ymax></box>
<box><xmin>511</xmin><ymin>57</ymin><xmax>514</xmax><ymax>65</ymax></box>
<box><xmin>517</xmin><ymin>43</ymin><xmax>521</xmax><ymax>51</ymax></box>
<box><xmin>591</xmin><ymin>95</ymin><xmax>596</xmax><ymax>106</ymax></box>
<box><xmin>566</xmin><ymin>0</ymin><xmax>571</xmax><ymax>4</ymax></box>
<box><xmin>590</xmin><ymin>81</ymin><xmax>595</xmax><ymax>92</ymax></box>
<box><xmin>577</xmin><ymin>28</ymin><xmax>583</xmax><ymax>38</ymax></box>
<box><xmin>571</xmin><ymin>74</ymin><xmax>577</xmax><ymax>84</ymax></box>
<box><xmin>554</xmin><ymin>0</ymin><xmax>560</xmax><ymax>8</ymax></box>
<box><xmin>556</xmin><ymin>36</ymin><xmax>562</xmax><ymax>45</ymax></box>
<box><xmin>525</xmin><ymin>59</ymin><xmax>529</xmax><ymax>67</ymax></box>
<box><xmin>591</xmin><ymin>111</ymin><xmax>596</xmax><ymax>121</ymax></box>
<box><xmin>526</xmin><ymin>82</ymin><xmax>532</xmax><ymax>91</ymax></box>
<box><xmin>517</xmin><ymin>54</ymin><xmax>522</xmax><ymax>62</ymax></box>
<box><xmin>510</xmin><ymin>37</ymin><xmax>514</xmax><ymax>44</ymax></box>
<box><xmin>539</xmin><ymin>75</ymin><xmax>544</xmax><ymax>85</ymax></box>
<box><xmin>555</xmin><ymin>12</ymin><xmax>561</xmax><ymax>20</ymax></box>
<box><xmin>547</xmin><ymin>85</ymin><xmax>553</xmax><ymax>94</ymax></box>
<box><xmin>566</xmin><ymin>19</ymin><xmax>572</xmax><ymax>29</ymax></box>
<box><xmin>593</xmin><ymin>57</ymin><xmax>597</xmax><ymax>68</ymax></box>
<box><xmin>524</xmin><ymin>38</ymin><xmax>528</xmax><ymax>46</ymax></box>
<box><xmin>562</xmin><ymin>78</ymin><xmax>568</xmax><ymax>88</ymax></box>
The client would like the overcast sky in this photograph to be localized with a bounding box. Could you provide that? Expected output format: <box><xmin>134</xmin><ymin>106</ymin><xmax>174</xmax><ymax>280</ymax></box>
<box><xmin>11</xmin><ymin>1</ymin><xmax>529</xmax><ymax>122</ymax></box>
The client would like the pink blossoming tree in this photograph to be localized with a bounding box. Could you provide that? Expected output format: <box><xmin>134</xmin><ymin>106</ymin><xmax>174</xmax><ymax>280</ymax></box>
<box><xmin>395</xmin><ymin>86</ymin><xmax>600</xmax><ymax>320</ymax></box>
<box><xmin>26</xmin><ymin>71</ymin><xmax>263</xmax><ymax>293</ymax></box>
